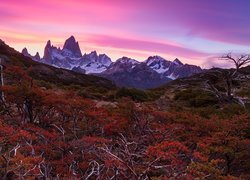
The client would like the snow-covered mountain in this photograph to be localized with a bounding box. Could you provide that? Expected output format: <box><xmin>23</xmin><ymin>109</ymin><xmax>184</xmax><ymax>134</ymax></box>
<box><xmin>25</xmin><ymin>36</ymin><xmax>112</xmax><ymax>74</ymax></box>
<box><xmin>146</xmin><ymin>56</ymin><xmax>172</xmax><ymax>75</ymax></box>
<box><xmin>104</xmin><ymin>57</ymin><xmax>140</xmax><ymax>74</ymax></box>
<box><xmin>78</xmin><ymin>51</ymin><xmax>112</xmax><ymax>74</ymax></box>
<box><xmin>100</xmin><ymin>58</ymin><xmax>172</xmax><ymax>89</ymax></box>
<box><xmin>145</xmin><ymin>56</ymin><xmax>201</xmax><ymax>80</ymax></box>
<box><xmin>22</xmin><ymin>36</ymin><xmax>202</xmax><ymax>89</ymax></box>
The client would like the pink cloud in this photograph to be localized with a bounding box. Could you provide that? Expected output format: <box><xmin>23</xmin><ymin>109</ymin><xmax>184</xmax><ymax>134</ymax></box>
<box><xmin>81</xmin><ymin>34</ymin><xmax>209</xmax><ymax>59</ymax></box>
<box><xmin>0</xmin><ymin>0</ymin><xmax>249</xmax><ymax>68</ymax></box>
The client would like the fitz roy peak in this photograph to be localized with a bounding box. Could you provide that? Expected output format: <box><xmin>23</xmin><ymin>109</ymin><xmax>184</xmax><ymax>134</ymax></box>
<box><xmin>37</xmin><ymin>36</ymin><xmax>112</xmax><ymax>73</ymax></box>
<box><xmin>62</xmin><ymin>36</ymin><xmax>82</xmax><ymax>58</ymax></box>
<box><xmin>22</xmin><ymin>36</ymin><xmax>202</xmax><ymax>89</ymax></box>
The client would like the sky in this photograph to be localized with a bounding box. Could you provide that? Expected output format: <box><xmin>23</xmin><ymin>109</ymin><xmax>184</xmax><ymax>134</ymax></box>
<box><xmin>1</xmin><ymin>0</ymin><xmax>250</xmax><ymax>67</ymax></box>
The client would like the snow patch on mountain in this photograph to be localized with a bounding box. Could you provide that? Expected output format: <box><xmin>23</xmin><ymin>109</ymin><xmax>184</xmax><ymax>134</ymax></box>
<box><xmin>51</xmin><ymin>50</ymin><xmax>65</xmax><ymax>60</ymax></box>
<box><xmin>116</xmin><ymin>57</ymin><xmax>140</xmax><ymax>65</ymax></box>
<box><xmin>82</xmin><ymin>63</ymin><xmax>109</xmax><ymax>74</ymax></box>
<box><xmin>145</xmin><ymin>56</ymin><xmax>172</xmax><ymax>74</ymax></box>
<box><xmin>167</xmin><ymin>73</ymin><xmax>177</xmax><ymax>80</ymax></box>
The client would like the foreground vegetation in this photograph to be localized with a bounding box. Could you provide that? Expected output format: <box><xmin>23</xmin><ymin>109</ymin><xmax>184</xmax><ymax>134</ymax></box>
<box><xmin>0</xmin><ymin>66</ymin><xmax>249</xmax><ymax>179</ymax></box>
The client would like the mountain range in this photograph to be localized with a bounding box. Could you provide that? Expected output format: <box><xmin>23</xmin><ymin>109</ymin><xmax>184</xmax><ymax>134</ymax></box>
<box><xmin>22</xmin><ymin>36</ymin><xmax>202</xmax><ymax>89</ymax></box>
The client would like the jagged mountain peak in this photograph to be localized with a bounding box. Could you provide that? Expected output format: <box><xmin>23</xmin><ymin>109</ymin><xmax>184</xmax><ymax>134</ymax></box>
<box><xmin>90</xmin><ymin>50</ymin><xmax>97</xmax><ymax>55</ymax></box>
<box><xmin>116</xmin><ymin>56</ymin><xmax>139</xmax><ymax>64</ymax></box>
<box><xmin>34</xmin><ymin>52</ymin><xmax>40</xmax><ymax>60</ymax></box>
<box><xmin>99</xmin><ymin>53</ymin><xmax>109</xmax><ymax>58</ymax></box>
<box><xmin>21</xmin><ymin>47</ymin><xmax>29</xmax><ymax>55</ymax></box>
<box><xmin>145</xmin><ymin>56</ymin><xmax>171</xmax><ymax>74</ymax></box>
<box><xmin>69</xmin><ymin>35</ymin><xmax>76</xmax><ymax>41</ymax></box>
<box><xmin>98</xmin><ymin>54</ymin><xmax>112</xmax><ymax>65</ymax></box>
<box><xmin>88</xmin><ymin>51</ymin><xmax>98</xmax><ymax>59</ymax></box>
<box><xmin>43</xmin><ymin>40</ymin><xmax>53</xmax><ymax>60</ymax></box>
<box><xmin>21</xmin><ymin>47</ymin><xmax>40</xmax><ymax>61</ymax></box>
<box><xmin>148</xmin><ymin>55</ymin><xmax>164</xmax><ymax>60</ymax></box>
<box><xmin>46</xmin><ymin>40</ymin><xmax>52</xmax><ymax>48</ymax></box>
<box><xmin>173</xmin><ymin>58</ymin><xmax>183</xmax><ymax>65</ymax></box>
<box><xmin>146</xmin><ymin>55</ymin><xmax>171</xmax><ymax>65</ymax></box>
<box><xmin>62</xmin><ymin>36</ymin><xmax>82</xmax><ymax>57</ymax></box>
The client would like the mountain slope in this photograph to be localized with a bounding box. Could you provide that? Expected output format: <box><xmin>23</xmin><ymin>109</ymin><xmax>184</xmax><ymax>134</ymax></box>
<box><xmin>99</xmin><ymin>57</ymin><xmax>172</xmax><ymax>89</ymax></box>
<box><xmin>151</xmin><ymin>65</ymin><xmax>250</xmax><ymax>114</ymax></box>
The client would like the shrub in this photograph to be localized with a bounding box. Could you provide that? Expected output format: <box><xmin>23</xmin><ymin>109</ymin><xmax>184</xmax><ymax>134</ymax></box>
<box><xmin>236</xmin><ymin>88</ymin><xmax>250</xmax><ymax>98</ymax></box>
<box><xmin>191</xmin><ymin>94</ymin><xmax>218</xmax><ymax>107</ymax></box>
<box><xmin>174</xmin><ymin>89</ymin><xmax>218</xmax><ymax>107</ymax></box>
<box><xmin>174</xmin><ymin>89</ymin><xmax>196</xmax><ymax>101</ymax></box>
<box><xmin>146</xmin><ymin>90</ymin><xmax>164</xmax><ymax>101</ymax></box>
<box><xmin>116</xmin><ymin>87</ymin><xmax>148</xmax><ymax>102</ymax></box>
<box><xmin>37</xmin><ymin>80</ymin><xmax>53</xmax><ymax>89</ymax></box>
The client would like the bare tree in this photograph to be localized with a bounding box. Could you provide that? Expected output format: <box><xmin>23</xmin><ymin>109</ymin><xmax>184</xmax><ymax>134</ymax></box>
<box><xmin>221</xmin><ymin>53</ymin><xmax>250</xmax><ymax>75</ymax></box>
<box><xmin>205</xmin><ymin>53</ymin><xmax>250</xmax><ymax>107</ymax></box>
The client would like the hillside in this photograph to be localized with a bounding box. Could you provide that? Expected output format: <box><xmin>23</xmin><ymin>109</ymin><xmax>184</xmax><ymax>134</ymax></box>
<box><xmin>152</xmin><ymin>66</ymin><xmax>250</xmax><ymax>116</ymax></box>
<box><xmin>0</xmin><ymin>41</ymin><xmax>249</xmax><ymax>179</ymax></box>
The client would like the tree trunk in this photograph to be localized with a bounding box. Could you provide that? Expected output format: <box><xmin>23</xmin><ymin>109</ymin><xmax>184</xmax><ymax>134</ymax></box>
<box><xmin>225</xmin><ymin>76</ymin><xmax>233</xmax><ymax>100</ymax></box>
<box><xmin>24</xmin><ymin>99</ymin><xmax>33</xmax><ymax>123</ymax></box>
<box><xmin>0</xmin><ymin>58</ymin><xmax>5</xmax><ymax>102</ymax></box>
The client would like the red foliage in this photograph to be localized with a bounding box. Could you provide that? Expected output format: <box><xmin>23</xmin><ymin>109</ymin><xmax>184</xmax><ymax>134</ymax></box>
<box><xmin>1</xmin><ymin>65</ymin><xmax>249</xmax><ymax>179</ymax></box>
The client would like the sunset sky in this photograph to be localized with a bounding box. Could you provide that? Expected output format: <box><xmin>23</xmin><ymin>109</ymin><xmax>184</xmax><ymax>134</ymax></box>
<box><xmin>1</xmin><ymin>0</ymin><xmax>250</xmax><ymax>67</ymax></box>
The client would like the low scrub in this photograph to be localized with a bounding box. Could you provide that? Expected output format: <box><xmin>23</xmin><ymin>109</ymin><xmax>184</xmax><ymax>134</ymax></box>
<box><xmin>174</xmin><ymin>89</ymin><xmax>218</xmax><ymax>107</ymax></box>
